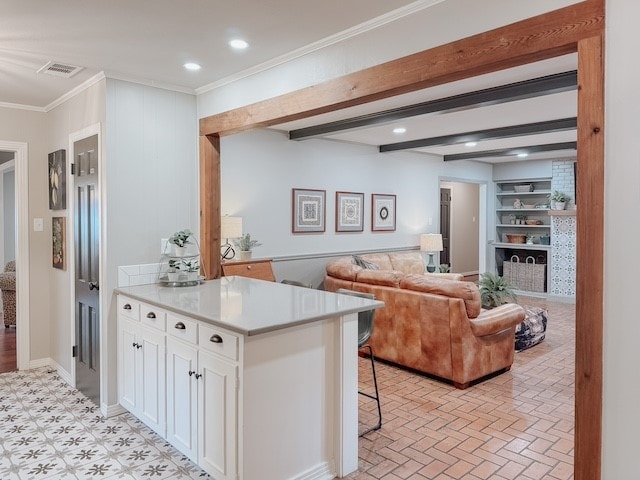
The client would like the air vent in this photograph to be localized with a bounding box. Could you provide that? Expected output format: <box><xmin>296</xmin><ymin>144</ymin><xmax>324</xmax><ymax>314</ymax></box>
<box><xmin>37</xmin><ymin>61</ymin><xmax>84</xmax><ymax>78</ymax></box>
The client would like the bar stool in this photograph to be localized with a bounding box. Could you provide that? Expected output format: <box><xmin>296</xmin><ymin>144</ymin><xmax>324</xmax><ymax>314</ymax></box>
<box><xmin>336</xmin><ymin>289</ymin><xmax>382</xmax><ymax>436</ymax></box>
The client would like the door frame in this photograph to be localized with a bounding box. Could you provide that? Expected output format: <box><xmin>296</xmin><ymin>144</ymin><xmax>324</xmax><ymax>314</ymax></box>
<box><xmin>0</xmin><ymin>159</ymin><xmax>16</xmax><ymax>270</ymax></box>
<box><xmin>68</xmin><ymin>124</ymin><xmax>104</xmax><ymax>411</ymax></box>
<box><xmin>0</xmin><ymin>141</ymin><xmax>30</xmax><ymax>370</ymax></box>
<box><xmin>438</xmin><ymin>178</ymin><xmax>487</xmax><ymax>276</ymax></box>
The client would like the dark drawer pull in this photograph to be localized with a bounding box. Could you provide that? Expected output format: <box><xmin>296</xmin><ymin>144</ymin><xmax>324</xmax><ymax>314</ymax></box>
<box><xmin>209</xmin><ymin>334</ymin><xmax>223</xmax><ymax>344</ymax></box>
<box><xmin>146</xmin><ymin>312</ymin><xmax>156</xmax><ymax>319</ymax></box>
<box><xmin>174</xmin><ymin>322</ymin><xmax>186</xmax><ymax>330</ymax></box>
<box><xmin>123</xmin><ymin>304</ymin><xmax>132</xmax><ymax>310</ymax></box>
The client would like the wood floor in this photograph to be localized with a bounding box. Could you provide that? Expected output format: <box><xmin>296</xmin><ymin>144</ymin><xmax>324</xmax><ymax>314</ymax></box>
<box><xmin>0</xmin><ymin>325</ymin><xmax>16</xmax><ymax>373</ymax></box>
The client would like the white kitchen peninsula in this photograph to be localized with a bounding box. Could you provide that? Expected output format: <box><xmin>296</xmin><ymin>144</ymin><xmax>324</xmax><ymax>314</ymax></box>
<box><xmin>115</xmin><ymin>277</ymin><xmax>383</xmax><ymax>480</ymax></box>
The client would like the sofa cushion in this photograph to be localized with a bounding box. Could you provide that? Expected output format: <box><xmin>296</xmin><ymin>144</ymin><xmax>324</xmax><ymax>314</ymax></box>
<box><xmin>326</xmin><ymin>259</ymin><xmax>362</xmax><ymax>281</ymax></box>
<box><xmin>355</xmin><ymin>270</ymin><xmax>404</xmax><ymax>288</ymax></box>
<box><xmin>400</xmin><ymin>274</ymin><xmax>482</xmax><ymax>319</ymax></box>
<box><xmin>388</xmin><ymin>252</ymin><xmax>425</xmax><ymax>274</ymax></box>
<box><xmin>359</xmin><ymin>253</ymin><xmax>393</xmax><ymax>271</ymax></box>
<box><xmin>352</xmin><ymin>255</ymin><xmax>379</xmax><ymax>270</ymax></box>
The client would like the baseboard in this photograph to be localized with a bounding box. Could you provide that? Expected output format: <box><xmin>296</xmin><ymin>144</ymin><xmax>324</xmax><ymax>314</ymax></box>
<box><xmin>50</xmin><ymin>358</ymin><xmax>74</xmax><ymax>386</ymax></box>
<box><xmin>102</xmin><ymin>402</ymin><xmax>127</xmax><ymax>418</ymax></box>
<box><xmin>291</xmin><ymin>461</ymin><xmax>335</xmax><ymax>480</ymax></box>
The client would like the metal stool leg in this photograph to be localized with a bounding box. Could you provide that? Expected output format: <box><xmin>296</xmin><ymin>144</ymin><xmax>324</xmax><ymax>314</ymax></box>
<box><xmin>358</xmin><ymin>344</ymin><xmax>382</xmax><ymax>437</ymax></box>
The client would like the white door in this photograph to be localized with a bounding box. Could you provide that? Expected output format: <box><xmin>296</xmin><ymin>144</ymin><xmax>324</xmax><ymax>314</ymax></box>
<box><xmin>166</xmin><ymin>338</ymin><xmax>198</xmax><ymax>460</ymax></box>
<box><xmin>118</xmin><ymin>318</ymin><xmax>138</xmax><ymax>413</ymax></box>
<box><xmin>138</xmin><ymin>326</ymin><xmax>166</xmax><ymax>437</ymax></box>
<box><xmin>198</xmin><ymin>350</ymin><xmax>238</xmax><ymax>480</ymax></box>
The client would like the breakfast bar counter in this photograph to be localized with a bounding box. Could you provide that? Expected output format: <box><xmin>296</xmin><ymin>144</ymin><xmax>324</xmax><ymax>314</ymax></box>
<box><xmin>115</xmin><ymin>277</ymin><xmax>382</xmax><ymax>480</ymax></box>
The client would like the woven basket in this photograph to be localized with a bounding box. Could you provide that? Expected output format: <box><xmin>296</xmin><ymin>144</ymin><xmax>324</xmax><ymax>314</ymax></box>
<box><xmin>505</xmin><ymin>234</ymin><xmax>527</xmax><ymax>244</ymax></box>
<box><xmin>503</xmin><ymin>255</ymin><xmax>546</xmax><ymax>292</ymax></box>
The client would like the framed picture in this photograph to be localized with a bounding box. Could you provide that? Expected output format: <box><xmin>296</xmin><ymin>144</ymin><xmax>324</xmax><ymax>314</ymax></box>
<box><xmin>48</xmin><ymin>149</ymin><xmax>66</xmax><ymax>210</ymax></box>
<box><xmin>292</xmin><ymin>188</ymin><xmax>326</xmax><ymax>233</ymax></box>
<box><xmin>335</xmin><ymin>191</ymin><xmax>364</xmax><ymax>232</ymax></box>
<box><xmin>52</xmin><ymin>217</ymin><xmax>66</xmax><ymax>270</ymax></box>
<box><xmin>371</xmin><ymin>193</ymin><xmax>396</xmax><ymax>231</ymax></box>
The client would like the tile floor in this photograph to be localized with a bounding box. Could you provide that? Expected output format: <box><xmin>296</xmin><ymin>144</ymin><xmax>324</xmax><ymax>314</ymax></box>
<box><xmin>0</xmin><ymin>296</ymin><xmax>573</xmax><ymax>480</ymax></box>
<box><xmin>351</xmin><ymin>296</ymin><xmax>575</xmax><ymax>480</ymax></box>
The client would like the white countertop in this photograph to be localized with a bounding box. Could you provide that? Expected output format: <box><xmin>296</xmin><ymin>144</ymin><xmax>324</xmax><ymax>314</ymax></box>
<box><xmin>115</xmin><ymin>276</ymin><xmax>383</xmax><ymax>336</ymax></box>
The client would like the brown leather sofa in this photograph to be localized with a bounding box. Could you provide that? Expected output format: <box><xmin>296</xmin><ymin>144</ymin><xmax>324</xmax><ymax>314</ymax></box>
<box><xmin>325</xmin><ymin>252</ymin><xmax>525</xmax><ymax>388</ymax></box>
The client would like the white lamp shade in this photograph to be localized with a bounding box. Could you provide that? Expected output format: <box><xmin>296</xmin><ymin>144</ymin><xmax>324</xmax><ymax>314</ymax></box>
<box><xmin>420</xmin><ymin>233</ymin><xmax>443</xmax><ymax>252</ymax></box>
<box><xmin>221</xmin><ymin>216</ymin><xmax>243</xmax><ymax>239</ymax></box>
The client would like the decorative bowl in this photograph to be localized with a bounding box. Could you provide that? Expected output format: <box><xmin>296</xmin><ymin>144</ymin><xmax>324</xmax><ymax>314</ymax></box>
<box><xmin>513</xmin><ymin>184</ymin><xmax>533</xmax><ymax>193</ymax></box>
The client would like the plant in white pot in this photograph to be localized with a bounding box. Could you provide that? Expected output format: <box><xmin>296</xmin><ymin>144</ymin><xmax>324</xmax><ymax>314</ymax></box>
<box><xmin>549</xmin><ymin>191</ymin><xmax>571</xmax><ymax>210</ymax></box>
<box><xmin>233</xmin><ymin>233</ymin><xmax>262</xmax><ymax>261</ymax></box>
<box><xmin>167</xmin><ymin>259</ymin><xmax>181</xmax><ymax>282</ymax></box>
<box><xmin>169</xmin><ymin>229</ymin><xmax>192</xmax><ymax>256</ymax></box>
<box><xmin>182</xmin><ymin>259</ymin><xmax>200</xmax><ymax>281</ymax></box>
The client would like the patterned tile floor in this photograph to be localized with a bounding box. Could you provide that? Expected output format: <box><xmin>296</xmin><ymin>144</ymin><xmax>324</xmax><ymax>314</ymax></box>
<box><xmin>0</xmin><ymin>369</ymin><xmax>210</xmax><ymax>479</ymax></box>
<box><xmin>351</xmin><ymin>296</ymin><xmax>575</xmax><ymax>480</ymax></box>
<box><xmin>0</xmin><ymin>296</ymin><xmax>573</xmax><ymax>480</ymax></box>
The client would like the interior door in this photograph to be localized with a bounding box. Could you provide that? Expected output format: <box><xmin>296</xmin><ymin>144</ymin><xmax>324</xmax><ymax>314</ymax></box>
<box><xmin>74</xmin><ymin>134</ymin><xmax>100</xmax><ymax>405</ymax></box>
<box><xmin>440</xmin><ymin>188</ymin><xmax>451</xmax><ymax>267</ymax></box>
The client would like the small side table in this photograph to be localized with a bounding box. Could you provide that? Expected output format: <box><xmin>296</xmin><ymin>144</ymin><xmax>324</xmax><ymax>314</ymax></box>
<box><xmin>221</xmin><ymin>259</ymin><xmax>275</xmax><ymax>282</ymax></box>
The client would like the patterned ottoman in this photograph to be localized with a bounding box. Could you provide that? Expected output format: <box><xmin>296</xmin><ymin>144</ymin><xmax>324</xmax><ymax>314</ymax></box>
<box><xmin>515</xmin><ymin>306</ymin><xmax>548</xmax><ymax>351</ymax></box>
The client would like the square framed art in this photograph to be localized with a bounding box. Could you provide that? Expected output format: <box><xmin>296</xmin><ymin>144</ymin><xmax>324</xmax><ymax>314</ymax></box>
<box><xmin>292</xmin><ymin>188</ymin><xmax>326</xmax><ymax>233</ymax></box>
<box><xmin>335</xmin><ymin>191</ymin><xmax>364</xmax><ymax>232</ymax></box>
<box><xmin>371</xmin><ymin>193</ymin><xmax>396</xmax><ymax>231</ymax></box>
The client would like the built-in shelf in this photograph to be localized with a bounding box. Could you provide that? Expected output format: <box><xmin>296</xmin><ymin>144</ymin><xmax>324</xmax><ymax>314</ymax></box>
<box><xmin>496</xmin><ymin>224</ymin><xmax>550</xmax><ymax>229</ymax></box>
<box><xmin>492</xmin><ymin>242</ymin><xmax>551</xmax><ymax>251</ymax></box>
<box><xmin>548</xmin><ymin>209</ymin><xmax>577</xmax><ymax>216</ymax></box>
<box><xmin>496</xmin><ymin>190</ymin><xmax>552</xmax><ymax>196</ymax></box>
<box><xmin>497</xmin><ymin>208</ymin><xmax>550</xmax><ymax>212</ymax></box>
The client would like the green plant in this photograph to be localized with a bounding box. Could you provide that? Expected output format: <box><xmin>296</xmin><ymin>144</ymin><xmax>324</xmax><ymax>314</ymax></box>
<box><xmin>181</xmin><ymin>259</ymin><xmax>200</xmax><ymax>272</ymax></box>
<box><xmin>168</xmin><ymin>259</ymin><xmax>181</xmax><ymax>271</ymax></box>
<box><xmin>438</xmin><ymin>264</ymin><xmax>450</xmax><ymax>273</ymax></box>
<box><xmin>233</xmin><ymin>233</ymin><xmax>262</xmax><ymax>252</ymax></box>
<box><xmin>549</xmin><ymin>190</ymin><xmax>571</xmax><ymax>203</ymax></box>
<box><xmin>169</xmin><ymin>229</ymin><xmax>192</xmax><ymax>247</ymax></box>
<box><xmin>478</xmin><ymin>272</ymin><xmax>517</xmax><ymax>308</ymax></box>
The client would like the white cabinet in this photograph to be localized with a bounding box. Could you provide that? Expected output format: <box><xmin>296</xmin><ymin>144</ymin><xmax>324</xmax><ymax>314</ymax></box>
<box><xmin>118</xmin><ymin>316</ymin><xmax>166</xmax><ymax>437</ymax></box>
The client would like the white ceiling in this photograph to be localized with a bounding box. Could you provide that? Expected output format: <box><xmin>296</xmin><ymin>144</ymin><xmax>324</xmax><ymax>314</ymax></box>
<box><xmin>0</xmin><ymin>0</ymin><xmax>419</xmax><ymax>108</ymax></box>
<box><xmin>1</xmin><ymin>1</ymin><xmax>577</xmax><ymax>164</ymax></box>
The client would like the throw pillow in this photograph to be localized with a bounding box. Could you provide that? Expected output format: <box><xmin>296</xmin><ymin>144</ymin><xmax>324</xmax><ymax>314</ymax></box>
<box><xmin>352</xmin><ymin>255</ymin><xmax>379</xmax><ymax>270</ymax></box>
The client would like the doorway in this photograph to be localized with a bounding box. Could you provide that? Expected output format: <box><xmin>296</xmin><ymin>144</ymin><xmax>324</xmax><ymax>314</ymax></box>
<box><xmin>0</xmin><ymin>152</ymin><xmax>16</xmax><ymax>372</ymax></box>
<box><xmin>439</xmin><ymin>180</ymin><xmax>481</xmax><ymax>280</ymax></box>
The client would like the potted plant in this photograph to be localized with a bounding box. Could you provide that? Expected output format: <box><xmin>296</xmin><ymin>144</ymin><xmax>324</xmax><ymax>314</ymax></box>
<box><xmin>438</xmin><ymin>264</ymin><xmax>451</xmax><ymax>273</ymax></box>
<box><xmin>549</xmin><ymin>191</ymin><xmax>571</xmax><ymax>210</ymax></box>
<box><xmin>167</xmin><ymin>259</ymin><xmax>181</xmax><ymax>282</ymax></box>
<box><xmin>169</xmin><ymin>229</ymin><xmax>192</xmax><ymax>256</ymax></box>
<box><xmin>182</xmin><ymin>259</ymin><xmax>200</xmax><ymax>281</ymax></box>
<box><xmin>478</xmin><ymin>272</ymin><xmax>517</xmax><ymax>309</ymax></box>
<box><xmin>233</xmin><ymin>233</ymin><xmax>262</xmax><ymax>261</ymax></box>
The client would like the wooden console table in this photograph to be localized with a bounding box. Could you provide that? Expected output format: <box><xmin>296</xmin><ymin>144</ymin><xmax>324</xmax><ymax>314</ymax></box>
<box><xmin>221</xmin><ymin>259</ymin><xmax>275</xmax><ymax>282</ymax></box>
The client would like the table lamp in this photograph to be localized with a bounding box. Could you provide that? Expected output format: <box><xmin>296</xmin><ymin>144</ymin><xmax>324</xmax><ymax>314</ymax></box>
<box><xmin>420</xmin><ymin>233</ymin><xmax>443</xmax><ymax>273</ymax></box>
<box><xmin>221</xmin><ymin>216</ymin><xmax>243</xmax><ymax>260</ymax></box>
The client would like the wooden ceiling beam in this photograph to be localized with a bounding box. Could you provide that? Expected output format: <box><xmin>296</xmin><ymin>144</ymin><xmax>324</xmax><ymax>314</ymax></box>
<box><xmin>199</xmin><ymin>1</ymin><xmax>603</xmax><ymax>137</ymax></box>
<box><xmin>443</xmin><ymin>141</ymin><xmax>577</xmax><ymax>162</ymax></box>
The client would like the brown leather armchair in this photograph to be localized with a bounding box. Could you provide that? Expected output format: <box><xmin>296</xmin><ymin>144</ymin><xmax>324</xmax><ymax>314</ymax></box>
<box><xmin>0</xmin><ymin>261</ymin><xmax>16</xmax><ymax>327</ymax></box>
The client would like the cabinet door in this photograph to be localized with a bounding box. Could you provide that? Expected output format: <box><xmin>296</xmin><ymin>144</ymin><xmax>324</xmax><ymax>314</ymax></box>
<box><xmin>166</xmin><ymin>338</ymin><xmax>198</xmax><ymax>461</ymax></box>
<box><xmin>198</xmin><ymin>350</ymin><xmax>238</xmax><ymax>480</ymax></box>
<box><xmin>138</xmin><ymin>326</ymin><xmax>166</xmax><ymax>437</ymax></box>
<box><xmin>118</xmin><ymin>317</ymin><xmax>138</xmax><ymax>413</ymax></box>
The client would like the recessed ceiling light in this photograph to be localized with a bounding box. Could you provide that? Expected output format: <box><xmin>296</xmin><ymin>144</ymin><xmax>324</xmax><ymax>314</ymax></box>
<box><xmin>393</xmin><ymin>127</ymin><xmax>406</xmax><ymax>134</ymax></box>
<box><xmin>517</xmin><ymin>153</ymin><xmax>529</xmax><ymax>158</ymax></box>
<box><xmin>229</xmin><ymin>39</ymin><xmax>249</xmax><ymax>50</ymax></box>
<box><xmin>465</xmin><ymin>142</ymin><xmax>477</xmax><ymax>147</ymax></box>
<box><xmin>183</xmin><ymin>62</ymin><xmax>201</xmax><ymax>71</ymax></box>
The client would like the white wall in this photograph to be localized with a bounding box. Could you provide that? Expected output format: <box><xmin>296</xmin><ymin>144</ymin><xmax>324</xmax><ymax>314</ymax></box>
<box><xmin>0</xmin><ymin>106</ymin><xmax>49</xmax><ymax>361</ymax></box>
<box><xmin>440</xmin><ymin>181</ymin><xmax>479</xmax><ymax>274</ymax></box>
<box><xmin>3</xmin><ymin>168</ymin><xmax>16</xmax><ymax>263</ymax></box>
<box><xmin>104</xmin><ymin>78</ymin><xmax>198</xmax><ymax>406</ymax></box>
<box><xmin>492</xmin><ymin>159</ymin><xmax>553</xmax><ymax>181</ymax></box>
<box><xmin>603</xmin><ymin>0</ymin><xmax>640</xmax><ymax>477</ymax></box>
<box><xmin>46</xmin><ymin>79</ymin><xmax>106</xmax><ymax>375</ymax></box>
<box><xmin>221</xmin><ymin>129</ymin><xmax>492</xmax><ymax>263</ymax></box>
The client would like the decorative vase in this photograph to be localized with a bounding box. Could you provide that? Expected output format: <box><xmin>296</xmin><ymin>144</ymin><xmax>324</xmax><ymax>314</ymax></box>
<box><xmin>238</xmin><ymin>251</ymin><xmax>252</xmax><ymax>261</ymax></box>
<box><xmin>553</xmin><ymin>201</ymin><xmax>566</xmax><ymax>210</ymax></box>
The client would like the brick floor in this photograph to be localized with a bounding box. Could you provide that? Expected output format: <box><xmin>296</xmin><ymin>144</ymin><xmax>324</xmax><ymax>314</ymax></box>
<box><xmin>350</xmin><ymin>296</ymin><xmax>574</xmax><ymax>480</ymax></box>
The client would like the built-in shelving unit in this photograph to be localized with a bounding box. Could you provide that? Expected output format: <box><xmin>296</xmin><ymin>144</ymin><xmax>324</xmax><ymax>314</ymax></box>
<box><xmin>494</xmin><ymin>178</ymin><xmax>552</xmax><ymax>295</ymax></box>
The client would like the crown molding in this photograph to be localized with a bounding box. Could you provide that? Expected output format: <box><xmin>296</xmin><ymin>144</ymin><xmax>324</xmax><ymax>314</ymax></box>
<box><xmin>0</xmin><ymin>101</ymin><xmax>46</xmax><ymax>113</ymax></box>
<box><xmin>104</xmin><ymin>71</ymin><xmax>196</xmax><ymax>95</ymax></box>
<box><xmin>45</xmin><ymin>71</ymin><xmax>106</xmax><ymax>112</ymax></box>
<box><xmin>195</xmin><ymin>0</ymin><xmax>446</xmax><ymax>95</ymax></box>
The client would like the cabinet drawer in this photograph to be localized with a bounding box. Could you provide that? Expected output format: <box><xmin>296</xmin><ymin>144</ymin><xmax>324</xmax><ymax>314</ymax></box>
<box><xmin>118</xmin><ymin>296</ymin><xmax>140</xmax><ymax>321</ymax></box>
<box><xmin>141</xmin><ymin>304</ymin><xmax>166</xmax><ymax>332</ymax></box>
<box><xmin>199</xmin><ymin>324</ymin><xmax>239</xmax><ymax>362</ymax></box>
<box><xmin>167</xmin><ymin>313</ymin><xmax>198</xmax><ymax>344</ymax></box>
<box><xmin>222</xmin><ymin>260</ymin><xmax>275</xmax><ymax>282</ymax></box>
